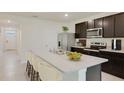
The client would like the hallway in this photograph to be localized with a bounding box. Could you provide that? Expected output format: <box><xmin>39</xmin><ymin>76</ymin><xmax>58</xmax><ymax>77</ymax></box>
<box><xmin>0</xmin><ymin>51</ymin><xmax>28</xmax><ymax>81</ymax></box>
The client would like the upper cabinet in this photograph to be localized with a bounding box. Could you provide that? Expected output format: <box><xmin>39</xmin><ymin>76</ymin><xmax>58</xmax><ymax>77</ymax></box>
<box><xmin>115</xmin><ymin>13</ymin><xmax>124</xmax><ymax>37</ymax></box>
<box><xmin>75</xmin><ymin>22</ymin><xmax>87</xmax><ymax>38</ymax></box>
<box><xmin>75</xmin><ymin>23</ymin><xmax>81</xmax><ymax>38</ymax></box>
<box><xmin>87</xmin><ymin>20</ymin><xmax>94</xmax><ymax>29</ymax></box>
<box><xmin>103</xmin><ymin>15</ymin><xmax>115</xmax><ymax>38</ymax></box>
<box><xmin>80</xmin><ymin>22</ymin><xmax>87</xmax><ymax>38</ymax></box>
<box><xmin>94</xmin><ymin>18</ymin><xmax>103</xmax><ymax>28</ymax></box>
<box><xmin>75</xmin><ymin>12</ymin><xmax>124</xmax><ymax>38</ymax></box>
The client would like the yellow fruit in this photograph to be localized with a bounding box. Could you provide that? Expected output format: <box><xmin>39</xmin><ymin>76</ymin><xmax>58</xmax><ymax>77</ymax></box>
<box><xmin>66</xmin><ymin>51</ymin><xmax>81</xmax><ymax>60</ymax></box>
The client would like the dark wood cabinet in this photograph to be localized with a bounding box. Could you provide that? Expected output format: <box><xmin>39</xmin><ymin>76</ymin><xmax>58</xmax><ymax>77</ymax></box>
<box><xmin>87</xmin><ymin>20</ymin><xmax>94</xmax><ymax>29</ymax></box>
<box><xmin>80</xmin><ymin>22</ymin><xmax>87</xmax><ymax>38</ymax></box>
<box><xmin>75</xmin><ymin>12</ymin><xmax>124</xmax><ymax>38</ymax></box>
<box><xmin>71</xmin><ymin>47</ymin><xmax>124</xmax><ymax>79</ymax></box>
<box><xmin>71</xmin><ymin>47</ymin><xmax>100</xmax><ymax>57</ymax></box>
<box><xmin>103</xmin><ymin>15</ymin><xmax>115</xmax><ymax>38</ymax></box>
<box><xmin>94</xmin><ymin>18</ymin><xmax>103</xmax><ymax>28</ymax></box>
<box><xmin>87</xmin><ymin>18</ymin><xmax>103</xmax><ymax>29</ymax></box>
<box><xmin>83</xmin><ymin>50</ymin><xmax>100</xmax><ymax>57</ymax></box>
<box><xmin>115</xmin><ymin>13</ymin><xmax>124</xmax><ymax>37</ymax></box>
<box><xmin>75</xmin><ymin>22</ymin><xmax>87</xmax><ymax>38</ymax></box>
<box><xmin>71</xmin><ymin>47</ymin><xmax>83</xmax><ymax>53</ymax></box>
<box><xmin>100</xmin><ymin>51</ymin><xmax>124</xmax><ymax>79</ymax></box>
<box><xmin>75</xmin><ymin>24</ymin><xmax>80</xmax><ymax>34</ymax></box>
<box><xmin>75</xmin><ymin>23</ymin><xmax>81</xmax><ymax>38</ymax></box>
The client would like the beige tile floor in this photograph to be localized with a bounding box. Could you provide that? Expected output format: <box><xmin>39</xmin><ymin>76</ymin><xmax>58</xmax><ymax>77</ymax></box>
<box><xmin>0</xmin><ymin>51</ymin><xmax>123</xmax><ymax>81</ymax></box>
<box><xmin>102</xmin><ymin>72</ymin><xmax>124</xmax><ymax>81</ymax></box>
<box><xmin>0</xmin><ymin>51</ymin><xmax>29</xmax><ymax>81</ymax></box>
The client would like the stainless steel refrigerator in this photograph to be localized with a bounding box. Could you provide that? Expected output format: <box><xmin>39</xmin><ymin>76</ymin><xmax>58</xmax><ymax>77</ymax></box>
<box><xmin>57</xmin><ymin>32</ymin><xmax>75</xmax><ymax>51</ymax></box>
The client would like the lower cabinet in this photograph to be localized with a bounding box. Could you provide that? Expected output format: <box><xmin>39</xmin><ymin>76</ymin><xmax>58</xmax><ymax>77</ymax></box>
<box><xmin>71</xmin><ymin>47</ymin><xmax>83</xmax><ymax>53</ymax></box>
<box><xmin>83</xmin><ymin>50</ymin><xmax>100</xmax><ymax>57</ymax></box>
<box><xmin>71</xmin><ymin>47</ymin><xmax>124</xmax><ymax>79</ymax></box>
<box><xmin>100</xmin><ymin>51</ymin><xmax>124</xmax><ymax>79</ymax></box>
<box><xmin>71</xmin><ymin>47</ymin><xmax>100</xmax><ymax>57</ymax></box>
<box><xmin>37</xmin><ymin>57</ymin><xmax>63</xmax><ymax>81</ymax></box>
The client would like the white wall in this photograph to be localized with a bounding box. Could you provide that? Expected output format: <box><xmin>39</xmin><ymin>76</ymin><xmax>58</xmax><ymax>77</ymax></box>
<box><xmin>0</xmin><ymin>14</ymin><xmax>66</xmax><ymax>60</ymax></box>
<box><xmin>20</xmin><ymin>19</ymin><xmax>67</xmax><ymax>60</ymax></box>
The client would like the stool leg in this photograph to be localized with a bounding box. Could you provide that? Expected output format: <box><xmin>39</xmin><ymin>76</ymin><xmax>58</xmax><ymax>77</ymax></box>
<box><xmin>28</xmin><ymin>65</ymin><xmax>32</xmax><ymax>77</ymax></box>
<box><xmin>31</xmin><ymin>67</ymin><xmax>34</xmax><ymax>81</ymax></box>
<box><xmin>31</xmin><ymin>70</ymin><xmax>39</xmax><ymax>81</ymax></box>
<box><xmin>36</xmin><ymin>72</ymin><xmax>39</xmax><ymax>81</ymax></box>
<box><xmin>26</xmin><ymin>61</ymin><xmax>29</xmax><ymax>72</ymax></box>
<box><xmin>34</xmin><ymin>71</ymin><xmax>39</xmax><ymax>81</ymax></box>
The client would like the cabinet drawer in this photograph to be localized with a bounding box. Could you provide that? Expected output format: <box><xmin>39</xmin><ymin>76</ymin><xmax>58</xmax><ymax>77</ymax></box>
<box><xmin>71</xmin><ymin>47</ymin><xmax>83</xmax><ymax>53</ymax></box>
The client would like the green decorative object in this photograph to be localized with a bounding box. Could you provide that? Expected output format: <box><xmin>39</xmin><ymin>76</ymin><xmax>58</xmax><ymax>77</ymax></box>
<box><xmin>62</xmin><ymin>26</ymin><xmax>69</xmax><ymax>32</ymax></box>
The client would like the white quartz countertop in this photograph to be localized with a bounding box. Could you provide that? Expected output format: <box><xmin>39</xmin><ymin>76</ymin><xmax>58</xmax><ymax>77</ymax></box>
<box><xmin>100</xmin><ymin>48</ymin><xmax>124</xmax><ymax>54</ymax></box>
<box><xmin>32</xmin><ymin>50</ymin><xmax>108</xmax><ymax>73</ymax></box>
<box><xmin>71</xmin><ymin>46</ymin><xmax>86</xmax><ymax>49</ymax></box>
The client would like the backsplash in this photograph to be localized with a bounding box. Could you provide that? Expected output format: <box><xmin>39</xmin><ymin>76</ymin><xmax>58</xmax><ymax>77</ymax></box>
<box><xmin>86</xmin><ymin>38</ymin><xmax>124</xmax><ymax>49</ymax></box>
<box><xmin>79</xmin><ymin>39</ymin><xmax>86</xmax><ymax>46</ymax></box>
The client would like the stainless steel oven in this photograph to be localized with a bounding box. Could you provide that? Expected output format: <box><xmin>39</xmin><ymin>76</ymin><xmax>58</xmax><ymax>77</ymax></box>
<box><xmin>87</xmin><ymin>28</ymin><xmax>103</xmax><ymax>38</ymax></box>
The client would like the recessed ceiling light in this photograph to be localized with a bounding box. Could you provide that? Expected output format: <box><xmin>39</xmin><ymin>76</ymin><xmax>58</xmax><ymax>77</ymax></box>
<box><xmin>65</xmin><ymin>13</ymin><xmax>68</xmax><ymax>17</ymax></box>
<box><xmin>7</xmin><ymin>20</ymin><xmax>11</xmax><ymax>23</ymax></box>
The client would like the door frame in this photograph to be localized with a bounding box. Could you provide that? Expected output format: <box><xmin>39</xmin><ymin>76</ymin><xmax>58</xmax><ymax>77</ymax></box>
<box><xmin>1</xmin><ymin>27</ymin><xmax>21</xmax><ymax>53</ymax></box>
<box><xmin>3</xmin><ymin>28</ymin><xmax>17</xmax><ymax>51</ymax></box>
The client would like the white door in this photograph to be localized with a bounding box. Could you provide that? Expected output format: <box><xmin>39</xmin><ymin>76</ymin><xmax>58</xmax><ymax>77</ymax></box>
<box><xmin>4</xmin><ymin>30</ymin><xmax>17</xmax><ymax>51</ymax></box>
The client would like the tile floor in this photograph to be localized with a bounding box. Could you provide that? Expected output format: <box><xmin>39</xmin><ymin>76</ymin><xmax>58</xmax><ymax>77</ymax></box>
<box><xmin>0</xmin><ymin>51</ymin><xmax>123</xmax><ymax>81</ymax></box>
<box><xmin>102</xmin><ymin>72</ymin><xmax>124</xmax><ymax>81</ymax></box>
<box><xmin>0</xmin><ymin>51</ymin><xmax>29</xmax><ymax>81</ymax></box>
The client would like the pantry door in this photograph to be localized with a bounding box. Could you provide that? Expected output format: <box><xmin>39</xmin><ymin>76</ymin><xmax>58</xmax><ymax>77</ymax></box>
<box><xmin>4</xmin><ymin>30</ymin><xmax>17</xmax><ymax>51</ymax></box>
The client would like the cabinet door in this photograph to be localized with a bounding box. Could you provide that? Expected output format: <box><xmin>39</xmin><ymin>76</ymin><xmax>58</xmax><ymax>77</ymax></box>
<box><xmin>79</xmin><ymin>22</ymin><xmax>87</xmax><ymax>38</ymax></box>
<box><xmin>42</xmin><ymin>63</ymin><xmax>62</xmax><ymax>81</ymax></box>
<box><xmin>75</xmin><ymin>23</ymin><xmax>81</xmax><ymax>38</ymax></box>
<box><xmin>103</xmin><ymin>15</ymin><xmax>114</xmax><ymax>38</ymax></box>
<box><xmin>75</xmin><ymin>24</ymin><xmax>81</xmax><ymax>34</ymax></box>
<box><xmin>71</xmin><ymin>47</ymin><xmax>83</xmax><ymax>53</ymax></box>
<box><xmin>75</xmin><ymin>22</ymin><xmax>87</xmax><ymax>38</ymax></box>
<box><xmin>87</xmin><ymin>20</ymin><xmax>94</xmax><ymax>29</ymax></box>
<box><xmin>94</xmin><ymin>18</ymin><xmax>103</xmax><ymax>28</ymax></box>
<box><xmin>115</xmin><ymin>13</ymin><xmax>124</xmax><ymax>37</ymax></box>
<box><xmin>37</xmin><ymin>57</ymin><xmax>62</xmax><ymax>81</ymax></box>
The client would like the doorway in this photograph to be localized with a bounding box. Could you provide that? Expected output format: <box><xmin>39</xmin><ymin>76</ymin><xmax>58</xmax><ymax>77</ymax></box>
<box><xmin>3</xmin><ymin>28</ymin><xmax>17</xmax><ymax>51</ymax></box>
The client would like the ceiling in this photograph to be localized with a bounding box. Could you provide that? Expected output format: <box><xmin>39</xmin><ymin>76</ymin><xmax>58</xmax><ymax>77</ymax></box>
<box><xmin>1</xmin><ymin>12</ymin><xmax>103</xmax><ymax>22</ymax></box>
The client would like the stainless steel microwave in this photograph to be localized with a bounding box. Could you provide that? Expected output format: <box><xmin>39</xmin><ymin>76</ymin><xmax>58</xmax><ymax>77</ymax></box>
<box><xmin>86</xmin><ymin>28</ymin><xmax>103</xmax><ymax>38</ymax></box>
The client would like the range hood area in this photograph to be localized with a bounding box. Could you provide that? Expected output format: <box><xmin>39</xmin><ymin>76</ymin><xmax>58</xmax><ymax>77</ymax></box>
<box><xmin>86</xmin><ymin>28</ymin><xmax>103</xmax><ymax>38</ymax></box>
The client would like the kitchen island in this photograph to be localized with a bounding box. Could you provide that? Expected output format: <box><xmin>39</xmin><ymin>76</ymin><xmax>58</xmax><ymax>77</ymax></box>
<box><xmin>30</xmin><ymin>50</ymin><xmax>108</xmax><ymax>81</ymax></box>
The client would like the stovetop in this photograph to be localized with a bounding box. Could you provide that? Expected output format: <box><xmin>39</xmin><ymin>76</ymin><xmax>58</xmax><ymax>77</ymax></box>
<box><xmin>88</xmin><ymin>42</ymin><xmax>107</xmax><ymax>50</ymax></box>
